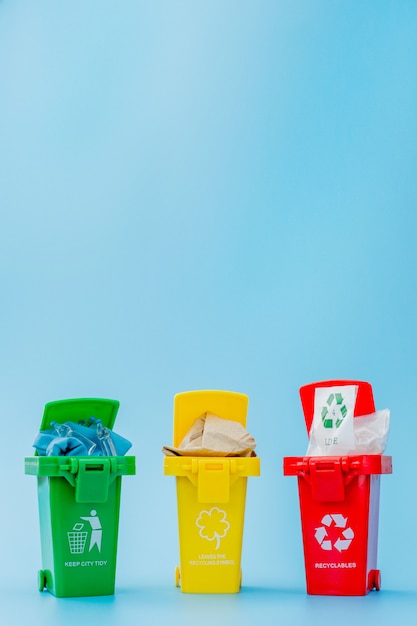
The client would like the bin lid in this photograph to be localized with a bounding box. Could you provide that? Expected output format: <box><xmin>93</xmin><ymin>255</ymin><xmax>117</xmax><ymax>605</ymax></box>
<box><xmin>300</xmin><ymin>380</ymin><xmax>375</xmax><ymax>432</ymax></box>
<box><xmin>39</xmin><ymin>398</ymin><xmax>120</xmax><ymax>432</ymax></box>
<box><xmin>173</xmin><ymin>390</ymin><xmax>248</xmax><ymax>447</ymax></box>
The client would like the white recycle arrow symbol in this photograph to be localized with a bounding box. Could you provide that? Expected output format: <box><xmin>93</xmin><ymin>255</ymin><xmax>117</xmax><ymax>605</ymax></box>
<box><xmin>314</xmin><ymin>527</ymin><xmax>332</xmax><ymax>550</ymax></box>
<box><xmin>334</xmin><ymin>527</ymin><xmax>355</xmax><ymax>552</ymax></box>
<box><xmin>314</xmin><ymin>514</ymin><xmax>354</xmax><ymax>551</ymax></box>
<box><xmin>315</xmin><ymin>527</ymin><xmax>327</xmax><ymax>544</ymax></box>
<box><xmin>321</xmin><ymin>513</ymin><xmax>347</xmax><ymax>528</ymax></box>
<box><xmin>331</xmin><ymin>514</ymin><xmax>348</xmax><ymax>528</ymax></box>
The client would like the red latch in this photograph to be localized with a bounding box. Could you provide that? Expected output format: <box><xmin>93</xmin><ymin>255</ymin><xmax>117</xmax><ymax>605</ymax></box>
<box><xmin>309</xmin><ymin>458</ymin><xmax>345</xmax><ymax>502</ymax></box>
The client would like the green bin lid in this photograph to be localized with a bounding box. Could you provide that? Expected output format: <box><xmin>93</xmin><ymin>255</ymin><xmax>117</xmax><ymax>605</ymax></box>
<box><xmin>39</xmin><ymin>398</ymin><xmax>120</xmax><ymax>432</ymax></box>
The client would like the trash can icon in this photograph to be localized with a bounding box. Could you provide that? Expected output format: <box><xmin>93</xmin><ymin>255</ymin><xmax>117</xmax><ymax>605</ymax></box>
<box><xmin>25</xmin><ymin>398</ymin><xmax>135</xmax><ymax>597</ymax></box>
<box><xmin>67</xmin><ymin>523</ymin><xmax>88</xmax><ymax>555</ymax></box>
<box><xmin>283</xmin><ymin>380</ymin><xmax>392</xmax><ymax>595</ymax></box>
<box><xmin>164</xmin><ymin>390</ymin><xmax>260</xmax><ymax>593</ymax></box>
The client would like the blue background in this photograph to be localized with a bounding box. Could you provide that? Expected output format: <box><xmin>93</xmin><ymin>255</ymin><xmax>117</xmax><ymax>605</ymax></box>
<box><xmin>1</xmin><ymin>0</ymin><xmax>417</xmax><ymax>623</ymax></box>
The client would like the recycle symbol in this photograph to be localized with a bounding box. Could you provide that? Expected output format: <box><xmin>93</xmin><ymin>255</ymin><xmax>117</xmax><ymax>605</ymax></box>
<box><xmin>315</xmin><ymin>514</ymin><xmax>355</xmax><ymax>552</ymax></box>
<box><xmin>321</xmin><ymin>393</ymin><xmax>347</xmax><ymax>429</ymax></box>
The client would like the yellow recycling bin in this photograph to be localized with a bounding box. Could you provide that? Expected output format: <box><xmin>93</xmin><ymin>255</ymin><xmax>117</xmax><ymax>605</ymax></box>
<box><xmin>164</xmin><ymin>390</ymin><xmax>260</xmax><ymax>593</ymax></box>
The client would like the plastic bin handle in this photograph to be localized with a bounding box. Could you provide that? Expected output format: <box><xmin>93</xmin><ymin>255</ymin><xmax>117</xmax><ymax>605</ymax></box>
<box><xmin>283</xmin><ymin>455</ymin><xmax>392</xmax><ymax>503</ymax></box>
<box><xmin>164</xmin><ymin>456</ymin><xmax>260</xmax><ymax>503</ymax></box>
<box><xmin>25</xmin><ymin>455</ymin><xmax>135</xmax><ymax>506</ymax></box>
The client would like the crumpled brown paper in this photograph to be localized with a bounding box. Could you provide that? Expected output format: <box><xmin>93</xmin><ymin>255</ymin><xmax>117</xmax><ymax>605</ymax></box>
<box><xmin>162</xmin><ymin>413</ymin><xmax>257</xmax><ymax>457</ymax></box>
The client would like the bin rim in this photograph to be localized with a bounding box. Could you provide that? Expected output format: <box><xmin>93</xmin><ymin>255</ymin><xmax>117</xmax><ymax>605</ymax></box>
<box><xmin>283</xmin><ymin>454</ymin><xmax>392</xmax><ymax>476</ymax></box>
<box><xmin>24</xmin><ymin>454</ymin><xmax>136</xmax><ymax>477</ymax></box>
<box><xmin>164</xmin><ymin>454</ymin><xmax>260</xmax><ymax>477</ymax></box>
<box><xmin>299</xmin><ymin>380</ymin><xmax>375</xmax><ymax>432</ymax></box>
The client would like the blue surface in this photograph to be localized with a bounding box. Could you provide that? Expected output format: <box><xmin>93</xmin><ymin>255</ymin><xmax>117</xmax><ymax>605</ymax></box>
<box><xmin>1</xmin><ymin>0</ymin><xmax>417</xmax><ymax>623</ymax></box>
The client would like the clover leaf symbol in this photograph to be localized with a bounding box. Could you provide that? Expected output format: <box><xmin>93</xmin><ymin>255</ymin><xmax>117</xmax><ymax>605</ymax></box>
<box><xmin>196</xmin><ymin>507</ymin><xmax>230</xmax><ymax>549</ymax></box>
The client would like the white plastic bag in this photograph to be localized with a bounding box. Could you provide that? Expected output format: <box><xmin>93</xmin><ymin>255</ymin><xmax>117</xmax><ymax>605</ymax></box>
<box><xmin>352</xmin><ymin>409</ymin><xmax>390</xmax><ymax>454</ymax></box>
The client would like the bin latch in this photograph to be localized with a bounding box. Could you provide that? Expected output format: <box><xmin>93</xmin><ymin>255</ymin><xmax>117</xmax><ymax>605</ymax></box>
<box><xmin>75</xmin><ymin>458</ymin><xmax>111</xmax><ymax>503</ymax></box>
<box><xmin>197</xmin><ymin>459</ymin><xmax>230</xmax><ymax>503</ymax></box>
<box><xmin>309</xmin><ymin>458</ymin><xmax>345</xmax><ymax>502</ymax></box>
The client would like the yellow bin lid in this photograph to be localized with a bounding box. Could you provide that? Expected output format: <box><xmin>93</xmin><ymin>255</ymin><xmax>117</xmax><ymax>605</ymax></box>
<box><xmin>172</xmin><ymin>390</ymin><xmax>248</xmax><ymax>447</ymax></box>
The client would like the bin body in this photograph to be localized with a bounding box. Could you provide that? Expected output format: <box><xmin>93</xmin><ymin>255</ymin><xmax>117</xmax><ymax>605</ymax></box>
<box><xmin>25</xmin><ymin>398</ymin><xmax>135</xmax><ymax>597</ymax></box>
<box><xmin>165</xmin><ymin>455</ymin><xmax>259</xmax><ymax>593</ymax></box>
<box><xmin>26</xmin><ymin>456</ymin><xmax>135</xmax><ymax>597</ymax></box>
<box><xmin>284</xmin><ymin>379</ymin><xmax>392</xmax><ymax>595</ymax></box>
<box><xmin>164</xmin><ymin>390</ymin><xmax>260</xmax><ymax>593</ymax></box>
<box><xmin>284</xmin><ymin>455</ymin><xmax>392</xmax><ymax>595</ymax></box>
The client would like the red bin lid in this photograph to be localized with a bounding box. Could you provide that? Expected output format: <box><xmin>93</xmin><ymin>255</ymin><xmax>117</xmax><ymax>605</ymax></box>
<box><xmin>300</xmin><ymin>380</ymin><xmax>375</xmax><ymax>432</ymax></box>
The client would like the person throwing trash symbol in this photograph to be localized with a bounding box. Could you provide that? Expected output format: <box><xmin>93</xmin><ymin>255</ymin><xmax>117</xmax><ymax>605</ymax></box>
<box><xmin>81</xmin><ymin>510</ymin><xmax>102</xmax><ymax>552</ymax></box>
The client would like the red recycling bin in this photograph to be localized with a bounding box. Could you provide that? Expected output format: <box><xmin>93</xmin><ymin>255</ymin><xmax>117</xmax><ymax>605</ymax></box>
<box><xmin>283</xmin><ymin>380</ymin><xmax>392</xmax><ymax>596</ymax></box>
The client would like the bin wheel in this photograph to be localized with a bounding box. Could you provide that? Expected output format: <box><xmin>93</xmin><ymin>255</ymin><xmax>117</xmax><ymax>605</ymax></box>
<box><xmin>38</xmin><ymin>570</ymin><xmax>46</xmax><ymax>592</ymax></box>
<box><xmin>175</xmin><ymin>566</ymin><xmax>181</xmax><ymax>588</ymax></box>
<box><xmin>368</xmin><ymin>569</ymin><xmax>381</xmax><ymax>592</ymax></box>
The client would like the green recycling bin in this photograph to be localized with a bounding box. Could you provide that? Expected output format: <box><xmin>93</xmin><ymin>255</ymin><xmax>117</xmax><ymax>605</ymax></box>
<box><xmin>25</xmin><ymin>398</ymin><xmax>135</xmax><ymax>597</ymax></box>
